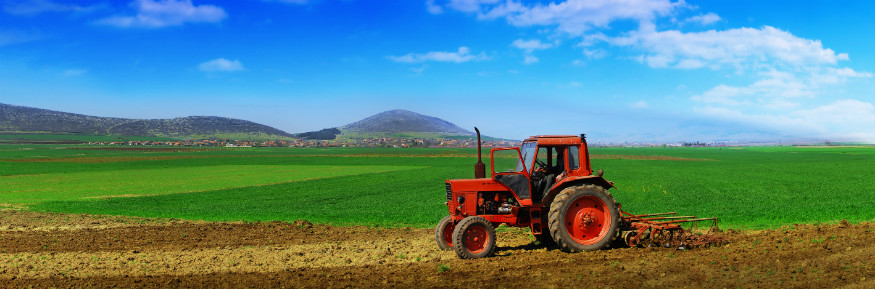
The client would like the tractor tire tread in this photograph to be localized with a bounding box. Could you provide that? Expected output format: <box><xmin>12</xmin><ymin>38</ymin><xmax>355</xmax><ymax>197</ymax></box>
<box><xmin>548</xmin><ymin>184</ymin><xmax>620</xmax><ymax>252</ymax></box>
<box><xmin>434</xmin><ymin>215</ymin><xmax>454</xmax><ymax>251</ymax></box>
<box><xmin>451</xmin><ymin>216</ymin><xmax>496</xmax><ymax>259</ymax></box>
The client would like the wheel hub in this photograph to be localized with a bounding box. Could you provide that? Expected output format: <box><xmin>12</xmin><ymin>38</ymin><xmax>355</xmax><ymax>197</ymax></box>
<box><xmin>564</xmin><ymin>195</ymin><xmax>611</xmax><ymax>245</ymax></box>
<box><xmin>579</xmin><ymin>212</ymin><xmax>594</xmax><ymax>229</ymax></box>
<box><xmin>464</xmin><ymin>225</ymin><xmax>488</xmax><ymax>253</ymax></box>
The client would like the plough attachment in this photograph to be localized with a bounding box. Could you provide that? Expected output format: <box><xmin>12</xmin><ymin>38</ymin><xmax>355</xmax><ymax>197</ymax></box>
<box><xmin>618</xmin><ymin>209</ymin><xmax>721</xmax><ymax>249</ymax></box>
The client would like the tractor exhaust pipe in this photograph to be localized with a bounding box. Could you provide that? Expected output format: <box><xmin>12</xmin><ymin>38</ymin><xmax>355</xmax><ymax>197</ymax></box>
<box><xmin>474</xmin><ymin>127</ymin><xmax>485</xmax><ymax>178</ymax></box>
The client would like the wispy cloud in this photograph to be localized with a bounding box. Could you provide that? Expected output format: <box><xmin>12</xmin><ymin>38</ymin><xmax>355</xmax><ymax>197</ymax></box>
<box><xmin>263</xmin><ymin>0</ymin><xmax>308</xmax><ymax>4</ymax></box>
<box><xmin>683</xmin><ymin>12</ymin><xmax>721</xmax><ymax>25</ymax></box>
<box><xmin>3</xmin><ymin>0</ymin><xmax>97</xmax><ymax>16</ymax></box>
<box><xmin>387</xmin><ymin>46</ymin><xmax>489</xmax><ymax>63</ymax></box>
<box><xmin>695</xmin><ymin>99</ymin><xmax>875</xmax><ymax>141</ymax></box>
<box><xmin>0</xmin><ymin>29</ymin><xmax>41</xmax><ymax>46</ymax></box>
<box><xmin>630</xmin><ymin>100</ymin><xmax>648</xmax><ymax>108</ymax></box>
<box><xmin>97</xmin><ymin>0</ymin><xmax>226</xmax><ymax>28</ymax></box>
<box><xmin>511</xmin><ymin>39</ymin><xmax>552</xmax><ymax>53</ymax></box>
<box><xmin>611</xmin><ymin>25</ymin><xmax>848</xmax><ymax>70</ymax></box>
<box><xmin>439</xmin><ymin>0</ymin><xmax>680</xmax><ymax>36</ymax></box>
<box><xmin>692</xmin><ymin>68</ymin><xmax>872</xmax><ymax>108</ymax></box>
<box><xmin>198</xmin><ymin>58</ymin><xmax>245</xmax><ymax>72</ymax></box>
<box><xmin>512</xmin><ymin>39</ymin><xmax>553</xmax><ymax>64</ymax></box>
<box><xmin>425</xmin><ymin>0</ymin><xmax>443</xmax><ymax>14</ymax></box>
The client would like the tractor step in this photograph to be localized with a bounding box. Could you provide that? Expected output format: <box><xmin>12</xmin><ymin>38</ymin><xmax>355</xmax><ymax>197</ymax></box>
<box><xmin>529</xmin><ymin>209</ymin><xmax>543</xmax><ymax>235</ymax></box>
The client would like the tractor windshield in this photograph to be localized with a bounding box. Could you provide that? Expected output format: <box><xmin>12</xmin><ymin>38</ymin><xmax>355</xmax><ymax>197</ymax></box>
<box><xmin>519</xmin><ymin>142</ymin><xmax>537</xmax><ymax>173</ymax></box>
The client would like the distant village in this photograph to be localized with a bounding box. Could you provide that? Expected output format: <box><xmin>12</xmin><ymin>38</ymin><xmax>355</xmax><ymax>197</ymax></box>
<box><xmin>85</xmin><ymin>137</ymin><xmax>779</xmax><ymax>148</ymax></box>
<box><xmin>88</xmin><ymin>137</ymin><xmax>522</xmax><ymax>148</ymax></box>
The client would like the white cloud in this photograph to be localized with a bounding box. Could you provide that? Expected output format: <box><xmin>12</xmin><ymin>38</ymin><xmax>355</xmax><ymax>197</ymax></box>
<box><xmin>512</xmin><ymin>39</ymin><xmax>552</xmax><ymax>64</ymax></box>
<box><xmin>0</xmin><ymin>29</ymin><xmax>41</xmax><ymax>46</ymax></box>
<box><xmin>794</xmin><ymin>99</ymin><xmax>875</xmax><ymax>125</ymax></box>
<box><xmin>411</xmin><ymin>64</ymin><xmax>429</xmax><ymax>74</ymax></box>
<box><xmin>446</xmin><ymin>0</ymin><xmax>502</xmax><ymax>13</ymax></box>
<box><xmin>557</xmin><ymin>81</ymin><xmax>582</xmax><ymax>88</ymax></box>
<box><xmin>97</xmin><ymin>0</ymin><xmax>226</xmax><ymax>28</ymax></box>
<box><xmin>610</xmin><ymin>25</ymin><xmax>849</xmax><ymax>70</ymax></box>
<box><xmin>583</xmin><ymin>48</ymin><xmax>607</xmax><ymax>59</ymax></box>
<box><xmin>631</xmin><ymin>100</ymin><xmax>648</xmax><ymax>108</ymax></box>
<box><xmin>683</xmin><ymin>12</ymin><xmax>721</xmax><ymax>25</ymax></box>
<box><xmin>440</xmin><ymin>0</ymin><xmax>681</xmax><ymax>36</ymax></box>
<box><xmin>271</xmin><ymin>0</ymin><xmax>308</xmax><ymax>4</ymax></box>
<box><xmin>426</xmin><ymin>0</ymin><xmax>443</xmax><ymax>14</ymax></box>
<box><xmin>387</xmin><ymin>46</ymin><xmax>489</xmax><ymax>63</ymax></box>
<box><xmin>198</xmin><ymin>58</ymin><xmax>245</xmax><ymax>72</ymax></box>
<box><xmin>693</xmin><ymin>67</ymin><xmax>872</xmax><ymax>108</ymax></box>
<box><xmin>696</xmin><ymin>99</ymin><xmax>875</xmax><ymax>142</ymax></box>
<box><xmin>3</xmin><ymin>0</ymin><xmax>94</xmax><ymax>15</ymax></box>
<box><xmin>511</xmin><ymin>38</ymin><xmax>552</xmax><ymax>52</ymax></box>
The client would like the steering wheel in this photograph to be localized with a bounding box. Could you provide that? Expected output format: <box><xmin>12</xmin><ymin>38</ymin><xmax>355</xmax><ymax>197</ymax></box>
<box><xmin>535</xmin><ymin>159</ymin><xmax>548</xmax><ymax>169</ymax></box>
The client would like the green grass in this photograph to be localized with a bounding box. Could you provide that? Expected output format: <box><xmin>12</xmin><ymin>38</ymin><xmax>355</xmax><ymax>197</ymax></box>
<box><xmin>594</xmin><ymin>146</ymin><xmax>875</xmax><ymax>229</ymax></box>
<box><xmin>1</xmin><ymin>144</ymin><xmax>872</xmax><ymax>229</ymax></box>
<box><xmin>1</xmin><ymin>164</ymin><xmax>423</xmax><ymax>203</ymax></box>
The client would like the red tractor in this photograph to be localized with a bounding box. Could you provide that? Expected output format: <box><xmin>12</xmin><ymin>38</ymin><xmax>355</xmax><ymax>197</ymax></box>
<box><xmin>435</xmin><ymin>128</ymin><xmax>717</xmax><ymax>259</ymax></box>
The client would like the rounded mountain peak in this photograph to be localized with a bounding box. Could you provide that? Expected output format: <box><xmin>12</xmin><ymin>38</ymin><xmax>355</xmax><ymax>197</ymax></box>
<box><xmin>343</xmin><ymin>109</ymin><xmax>472</xmax><ymax>134</ymax></box>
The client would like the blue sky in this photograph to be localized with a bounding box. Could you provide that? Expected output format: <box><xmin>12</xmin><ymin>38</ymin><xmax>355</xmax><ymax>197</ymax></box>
<box><xmin>1</xmin><ymin>0</ymin><xmax>873</xmax><ymax>143</ymax></box>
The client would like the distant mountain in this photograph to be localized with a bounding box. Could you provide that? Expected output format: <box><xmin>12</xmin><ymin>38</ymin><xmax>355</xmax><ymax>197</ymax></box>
<box><xmin>342</xmin><ymin>109</ymin><xmax>473</xmax><ymax>135</ymax></box>
<box><xmin>0</xmin><ymin>103</ymin><xmax>294</xmax><ymax>139</ymax></box>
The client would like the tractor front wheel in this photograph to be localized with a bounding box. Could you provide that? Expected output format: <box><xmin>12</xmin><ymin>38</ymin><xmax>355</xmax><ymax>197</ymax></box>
<box><xmin>451</xmin><ymin>216</ymin><xmax>496</xmax><ymax>259</ymax></box>
<box><xmin>548</xmin><ymin>185</ymin><xmax>619</xmax><ymax>252</ymax></box>
<box><xmin>434</xmin><ymin>215</ymin><xmax>455</xmax><ymax>251</ymax></box>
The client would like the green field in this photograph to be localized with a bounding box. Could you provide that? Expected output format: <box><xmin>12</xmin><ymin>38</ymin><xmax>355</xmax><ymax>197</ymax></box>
<box><xmin>0</xmin><ymin>145</ymin><xmax>872</xmax><ymax>229</ymax></box>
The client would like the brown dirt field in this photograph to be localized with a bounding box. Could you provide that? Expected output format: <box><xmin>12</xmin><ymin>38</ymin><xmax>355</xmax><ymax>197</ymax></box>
<box><xmin>1</xmin><ymin>210</ymin><xmax>873</xmax><ymax>288</ymax></box>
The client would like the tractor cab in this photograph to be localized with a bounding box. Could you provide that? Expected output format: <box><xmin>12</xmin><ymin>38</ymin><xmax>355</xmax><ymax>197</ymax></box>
<box><xmin>489</xmin><ymin>135</ymin><xmax>611</xmax><ymax>205</ymax></box>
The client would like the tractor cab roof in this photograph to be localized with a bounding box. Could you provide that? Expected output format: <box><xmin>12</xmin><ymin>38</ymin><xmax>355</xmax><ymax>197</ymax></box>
<box><xmin>523</xmin><ymin>135</ymin><xmax>584</xmax><ymax>146</ymax></box>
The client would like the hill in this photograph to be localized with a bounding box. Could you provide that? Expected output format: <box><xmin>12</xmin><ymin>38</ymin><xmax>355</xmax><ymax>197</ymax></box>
<box><xmin>0</xmin><ymin>103</ymin><xmax>294</xmax><ymax>139</ymax></box>
<box><xmin>295</xmin><ymin>109</ymin><xmax>475</xmax><ymax>140</ymax></box>
<box><xmin>342</xmin><ymin>109</ymin><xmax>473</xmax><ymax>135</ymax></box>
<box><xmin>295</xmin><ymin>128</ymin><xmax>341</xmax><ymax>140</ymax></box>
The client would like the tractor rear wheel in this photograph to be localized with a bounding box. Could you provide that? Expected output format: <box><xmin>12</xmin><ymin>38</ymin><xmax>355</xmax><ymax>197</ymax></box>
<box><xmin>451</xmin><ymin>216</ymin><xmax>496</xmax><ymax>259</ymax></box>
<box><xmin>434</xmin><ymin>215</ymin><xmax>455</xmax><ymax>251</ymax></box>
<box><xmin>548</xmin><ymin>185</ymin><xmax>619</xmax><ymax>252</ymax></box>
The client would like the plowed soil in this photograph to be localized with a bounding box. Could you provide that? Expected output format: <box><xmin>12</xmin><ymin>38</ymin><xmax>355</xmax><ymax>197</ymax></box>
<box><xmin>1</xmin><ymin>210</ymin><xmax>873</xmax><ymax>288</ymax></box>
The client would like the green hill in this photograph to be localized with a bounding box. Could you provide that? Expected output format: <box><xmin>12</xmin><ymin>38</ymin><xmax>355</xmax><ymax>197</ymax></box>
<box><xmin>0</xmin><ymin>103</ymin><xmax>294</xmax><ymax>140</ymax></box>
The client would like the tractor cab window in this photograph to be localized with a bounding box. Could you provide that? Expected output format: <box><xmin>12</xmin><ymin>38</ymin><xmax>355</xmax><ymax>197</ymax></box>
<box><xmin>533</xmin><ymin>146</ymin><xmax>565</xmax><ymax>175</ymax></box>
<box><xmin>568</xmin><ymin>146</ymin><xmax>580</xmax><ymax>169</ymax></box>
<box><xmin>492</xmin><ymin>148</ymin><xmax>526</xmax><ymax>174</ymax></box>
<box><xmin>519</xmin><ymin>142</ymin><xmax>537</xmax><ymax>173</ymax></box>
